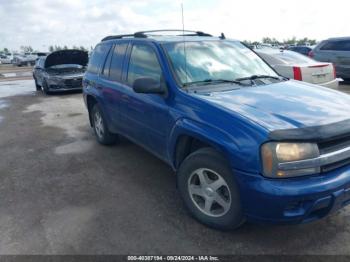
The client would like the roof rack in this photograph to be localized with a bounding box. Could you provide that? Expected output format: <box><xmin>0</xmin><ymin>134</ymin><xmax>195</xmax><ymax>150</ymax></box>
<box><xmin>101</xmin><ymin>29</ymin><xmax>213</xmax><ymax>41</ymax></box>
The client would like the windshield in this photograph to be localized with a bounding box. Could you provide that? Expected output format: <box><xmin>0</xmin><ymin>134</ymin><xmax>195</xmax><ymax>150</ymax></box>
<box><xmin>163</xmin><ymin>40</ymin><xmax>277</xmax><ymax>86</ymax></box>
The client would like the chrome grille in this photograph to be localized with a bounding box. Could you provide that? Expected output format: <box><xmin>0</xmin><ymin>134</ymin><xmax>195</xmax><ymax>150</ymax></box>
<box><xmin>318</xmin><ymin>135</ymin><xmax>350</xmax><ymax>172</ymax></box>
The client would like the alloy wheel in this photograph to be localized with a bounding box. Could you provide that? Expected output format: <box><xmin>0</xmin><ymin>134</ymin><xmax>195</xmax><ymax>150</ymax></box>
<box><xmin>94</xmin><ymin>110</ymin><xmax>104</xmax><ymax>139</ymax></box>
<box><xmin>188</xmin><ymin>168</ymin><xmax>231</xmax><ymax>217</ymax></box>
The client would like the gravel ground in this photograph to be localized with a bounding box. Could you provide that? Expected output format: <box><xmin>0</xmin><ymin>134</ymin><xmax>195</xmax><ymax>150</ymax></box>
<box><xmin>1</xmin><ymin>79</ymin><xmax>350</xmax><ymax>255</ymax></box>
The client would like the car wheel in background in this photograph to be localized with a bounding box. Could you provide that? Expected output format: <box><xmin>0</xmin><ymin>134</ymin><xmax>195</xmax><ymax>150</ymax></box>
<box><xmin>177</xmin><ymin>147</ymin><xmax>245</xmax><ymax>230</ymax></box>
<box><xmin>91</xmin><ymin>104</ymin><xmax>118</xmax><ymax>145</ymax></box>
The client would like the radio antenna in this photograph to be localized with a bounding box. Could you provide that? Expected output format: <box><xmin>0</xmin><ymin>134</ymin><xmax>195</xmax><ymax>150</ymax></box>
<box><xmin>181</xmin><ymin>3</ymin><xmax>188</xmax><ymax>85</ymax></box>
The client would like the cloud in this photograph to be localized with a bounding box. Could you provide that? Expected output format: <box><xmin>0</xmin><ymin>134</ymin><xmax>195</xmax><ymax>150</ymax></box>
<box><xmin>0</xmin><ymin>0</ymin><xmax>349</xmax><ymax>51</ymax></box>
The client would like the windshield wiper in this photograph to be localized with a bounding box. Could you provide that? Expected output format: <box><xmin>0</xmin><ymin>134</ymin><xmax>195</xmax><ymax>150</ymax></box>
<box><xmin>235</xmin><ymin>75</ymin><xmax>281</xmax><ymax>82</ymax></box>
<box><xmin>183</xmin><ymin>79</ymin><xmax>244</xmax><ymax>87</ymax></box>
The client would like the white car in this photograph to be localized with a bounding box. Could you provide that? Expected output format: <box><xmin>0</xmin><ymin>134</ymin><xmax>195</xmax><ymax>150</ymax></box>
<box><xmin>0</xmin><ymin>54</ymin><xmax>13</xmax><ymax>64</ymax></box>
<box><xmin>256</xmin><ymin>49</ymin><xmax>342</xmax><ymax>88</ymax></box>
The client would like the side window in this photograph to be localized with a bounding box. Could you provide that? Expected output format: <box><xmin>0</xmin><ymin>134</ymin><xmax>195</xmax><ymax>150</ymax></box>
<box><xmin>127</xmin><ymin>44</ymin><xmax>162</xmax><ymax>86</ymax></box>
<box><xmin>321</xmin><ymin>40</ymin><xmax>350</xmax><ymax>51</ymax></box>
<box><xmin>340</xmin><ymin>40</ymin><xmax>350</xmax><ymax>51</ymax></box>
<box><xmin>87</xmin><ymin>44</ymin><xmax>110</xmax><ymax>74</ymax></box>
<box><xmin>102</xmin><ymin>45</ymin><xmax>113</xmax><ymax>77</ymax></box>
<box><xmin>110</xmin><ymin>43</ymin><xmax>128</xmax><ymax>81</ymax></box>
<box><xmin>320</xmin><ymin>42</ymin><xmax>336</xmax><ymax>51</ymax></box>
<box><xmin>40</xmin><ymin>58</ymin><xmax>45</xmax><ymax>68</ymax></box>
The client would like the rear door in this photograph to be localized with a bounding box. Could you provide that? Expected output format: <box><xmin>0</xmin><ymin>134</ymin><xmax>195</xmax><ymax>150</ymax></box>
<box><xmin>98</xmin><ymin>41</ymin><xmax>129</xmax><ymax>132</ymax></box>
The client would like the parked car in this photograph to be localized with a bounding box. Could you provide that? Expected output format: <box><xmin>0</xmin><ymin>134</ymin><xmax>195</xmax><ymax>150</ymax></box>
<box><xmin>33</xmin><ymin>49</ymin><xmax>88</xmax><ymax>94</ymax></box>
<box><xmin>256</xmin><ymin>49</ymin><xmax>342</xmax><ymax>88</ymax></box>
<box><xmin>12</xmin><ymin>53</ymin><xmax>36</xmax><ymax>66</ymax></box>
<box><xmin>0</xmin><ymin>54</ymin><xmax>13</xmax><ymax>64</ymax></box>
<box><xmin>310</xmin><ymin>37</ymin><xmax>350</xmax><ymax>80</ymax></box>
<box><xmin>84</xmin><ymin>30</ymin><xmax>350</xmax><ymax>230</ymax></box>
<box><xmin>288</xmin><ymin>46</ymin><xmax>313</xmax><ymax>56</ymax></box>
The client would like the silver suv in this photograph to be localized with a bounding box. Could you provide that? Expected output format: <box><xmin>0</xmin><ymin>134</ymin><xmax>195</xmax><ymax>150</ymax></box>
<box><xmin>310</xmin><ymin>37</ymin><xmax>350</xmax><ymax>80</ymax></box>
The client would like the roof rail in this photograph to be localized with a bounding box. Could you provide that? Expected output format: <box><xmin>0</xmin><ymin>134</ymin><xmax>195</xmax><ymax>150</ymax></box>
<box><xmin>101</xmin><ymin>29</ymin><xmax>212</xmax><ymax>41</ymax></box>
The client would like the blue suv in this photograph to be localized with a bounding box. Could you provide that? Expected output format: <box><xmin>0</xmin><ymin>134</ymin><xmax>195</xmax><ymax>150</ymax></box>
<box><xmin>83</xmin><ymin>30</ymin><xmax>350</xmax><ymax>229</ymax></box>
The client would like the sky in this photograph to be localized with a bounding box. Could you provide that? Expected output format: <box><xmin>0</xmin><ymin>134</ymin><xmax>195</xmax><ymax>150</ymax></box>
<box><xmin>0</xmin><ymin>0</ymin><xmax>349</xmax><ymax>52</ymax></box>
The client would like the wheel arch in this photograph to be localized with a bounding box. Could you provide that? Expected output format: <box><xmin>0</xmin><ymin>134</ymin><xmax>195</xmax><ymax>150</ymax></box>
<box><xmin>169</xmin><ymin>118</ymin><xmax>240</xmax><ymax>171</ymax></box>
<box><xmin>86</xmin><ymin>94</ymin><xmax>98</xmax><ymax>127</ymax></box>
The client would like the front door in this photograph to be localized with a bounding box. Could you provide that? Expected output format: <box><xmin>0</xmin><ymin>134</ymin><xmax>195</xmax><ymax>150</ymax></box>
<box><xmin>119</xmin><ymin>43</ymin><xmax>170</xmax><ymax>159</ymax></box>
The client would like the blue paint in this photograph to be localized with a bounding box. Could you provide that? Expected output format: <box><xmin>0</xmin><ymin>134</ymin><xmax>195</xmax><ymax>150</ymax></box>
<box><xmin>83</xmin><ymin>36</ymin><xmax>350</xmax><ymax>225</ymax></box>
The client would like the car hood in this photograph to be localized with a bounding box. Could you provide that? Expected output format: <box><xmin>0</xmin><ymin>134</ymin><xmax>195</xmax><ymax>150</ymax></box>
<box><xmin>45</xmin><ymin>50</ymin><xmax>88</xmax><ymax>68</ymax></box>
<box><xmin>196</xmin><ymin>80</ymin><xmax>350</xmax><ymax>132</ymax></box>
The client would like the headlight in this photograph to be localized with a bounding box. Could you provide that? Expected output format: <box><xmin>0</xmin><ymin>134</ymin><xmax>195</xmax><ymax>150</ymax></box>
<box><xmin>261</xmin><ymin>142</ymin><xmax>320</xmax><ymax>178</ymax></box>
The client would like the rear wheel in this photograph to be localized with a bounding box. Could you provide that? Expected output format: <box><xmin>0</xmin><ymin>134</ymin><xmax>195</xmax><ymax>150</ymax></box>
<box><xmin>177</xmin><ymin>147</ymin><xmax>244</xmax><ymax>230</ymax></box>
<box><xmin>91</xmin><ymin>104</ymin><xmax>118</xmax><ymax>145</ymax></box>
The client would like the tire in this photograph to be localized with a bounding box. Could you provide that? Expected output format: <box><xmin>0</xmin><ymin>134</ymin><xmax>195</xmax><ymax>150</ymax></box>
<box><xmin>177</xmin><ymin>147</ymin><xmax>244</xmax><ymax>230</ymax></box>
<box><xmin>34</xmin><ymin>77</ymin><xmax>41</xmax><ymax>91</ymax></box>
<box><xmin>42</xmin><ymin>80</ymin><xmax>50</xmax><ymax>95</ymax></box>
<box><xmin>91</xmin><ymin>104</ymin><xmax>118</xmax><ymax>145</ymax></box>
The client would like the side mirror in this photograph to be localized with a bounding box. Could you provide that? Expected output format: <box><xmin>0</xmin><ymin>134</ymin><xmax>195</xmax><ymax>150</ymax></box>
<box><xmin>132</xmin><ymin>77</ymin><xmax>165</xmax><ymax>94</ymax></box>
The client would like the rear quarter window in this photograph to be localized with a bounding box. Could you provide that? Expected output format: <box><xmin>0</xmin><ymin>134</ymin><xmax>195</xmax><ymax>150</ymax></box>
<box><xmin>87</xmin><ymin>43</ymin><xmax>111</xmax><ymax>74</ymax></box>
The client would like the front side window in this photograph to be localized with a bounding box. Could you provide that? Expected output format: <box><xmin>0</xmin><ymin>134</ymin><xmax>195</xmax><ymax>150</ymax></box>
<box><xmin>127</xmin><ymin>45</ymin><xmax>162</xmax><ymax>86</ymax></box>
<box><xmin>40</xmin><ymin>58</ymin><xmax>45</xmax><ymax>68</ymax></box>
<box><xmin>163</xmin><ymin>40</ymin><xmax>277</xmax><ymax>86</ymax></box>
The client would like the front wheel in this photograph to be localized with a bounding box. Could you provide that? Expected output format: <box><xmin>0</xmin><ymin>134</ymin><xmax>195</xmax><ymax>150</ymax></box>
<box><xmin>42</xmin><ymin>80</ymin><xmax>50</xmax><ymax>95</ymax></box>
<box><xmin>34</xmin><ymin>77</ymin><xmax>41</xmax><ymax>91</ymax></box>
<box><xmin>177</xmin><ymin>147</ymin><xmax>244</xmax><ymax>230</ymax></box>
<box><xmin>91</xmin><ymin>104</ymin><xmax>118</xmax><ymax>145</ymax></box>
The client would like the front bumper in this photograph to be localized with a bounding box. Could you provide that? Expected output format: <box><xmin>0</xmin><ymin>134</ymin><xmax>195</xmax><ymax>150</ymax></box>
<box><xmin>47</xmin><ymin>77</ymin><xmax>83</xmax><ymax>92</ymax></box>
<box><xmin>237</xmin><ymin>164</ymin><xmax>350</xmax><ymax>224</ymax></box>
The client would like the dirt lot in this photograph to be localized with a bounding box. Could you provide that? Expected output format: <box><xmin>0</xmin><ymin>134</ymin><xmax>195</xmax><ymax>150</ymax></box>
<box><xmin>0</xmin><ymin>64</ymin><xmax>33</xmax><ymax>81</ymax></box>
<box><xmin>1</xmin><ymin>74</ymin><xmax>350</xmax><ymax>254</ymax></box>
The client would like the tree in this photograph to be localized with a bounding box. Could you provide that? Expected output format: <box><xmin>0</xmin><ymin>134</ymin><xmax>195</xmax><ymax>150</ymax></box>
<box><xmin>63</xmin><ymin>45</ymin><xmax>68</xmax><ymax>50</ymax></box>
<box><xmin>3</xmin><ymin>48</ymin><xmax>9</xmax><ymax>53</ymax></box>
<box><xmin>49</xmin><ymin>46</ymin><xmax>54</xmax><ymax>52</ymax></box>
<box><xmin>54</xmin><ymin>45</ymin><xmax>62</xmax><ymax>51</ymax></box>
<box><xmin>283</xmin><ymin>37</ymin><xmax>297</xmax><ymax>45</ymax></box>
<box><xmin>20</xmin><ymin>45</ymin><xmax>33</xmax><ymax>53</ymax></box>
